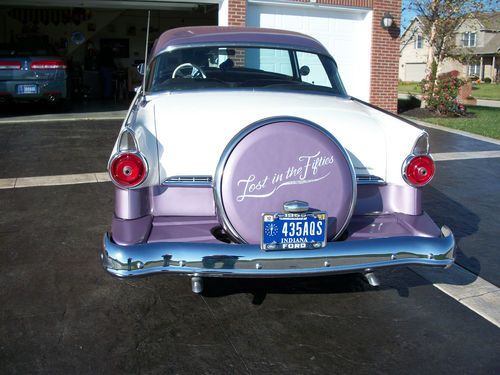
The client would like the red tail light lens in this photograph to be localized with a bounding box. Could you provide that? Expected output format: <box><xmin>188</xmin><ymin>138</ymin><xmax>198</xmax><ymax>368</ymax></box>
<box><xmin>30</xmin><ymin>60</ymin><xmax>66</xmax><ymax>70</ymax></box>
<box><xmin>403</xmin><ymin>155</ymin><xmax>435</xmax><ymax>187</ymax></box>
<box><xmin>0</xmin><ymin>61</ymin><xmax>22</xmax><ymax>70</ymax></box>
<box><xmin>110</xmin><ymin>153</ymin><xmax>147</xmax><ymax>187</ymax></box>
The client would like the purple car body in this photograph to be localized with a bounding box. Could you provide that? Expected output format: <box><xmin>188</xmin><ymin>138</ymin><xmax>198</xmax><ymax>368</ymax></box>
<box><xmin>101</xmin><ymin>26</ymin><xmax>454</xmax><ymax>293</ymax></box>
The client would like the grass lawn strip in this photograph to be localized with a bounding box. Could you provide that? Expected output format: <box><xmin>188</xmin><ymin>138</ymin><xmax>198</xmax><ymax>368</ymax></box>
<box><xmin>404</xmin><ymin>106</ymin><xmax>500</xmax><ymax>140</ymax></box>
<box><xmin>398</xmin><ymin>82</ymin><xmax>500</xmax><ymax>101</ymax></box>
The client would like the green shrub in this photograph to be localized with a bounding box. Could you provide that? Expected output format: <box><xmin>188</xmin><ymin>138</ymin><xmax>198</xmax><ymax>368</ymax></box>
<box><xmin>484</xmin><ymin>77</ymin><xmax>492</xmax><ymax>84</ymax></box>
<box><xmin>420</xmin><ymin>70</ymin><xmax>466</xmax><ymax>116</ymax></box>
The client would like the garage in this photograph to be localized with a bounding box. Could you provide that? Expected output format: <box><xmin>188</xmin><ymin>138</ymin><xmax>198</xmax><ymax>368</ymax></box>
<box><xmin>247</xmin><ymin>1</ymin><xmax>372</xmax><ymax>101</ymax></box>
<box><xmin>403</xmin><ymin>62</ymin><xmax>426</xmax><ymax>82</ymax></box>
<box><xmin>0</xmin><ymin>0</ymin><xmax>402</xmax><ymax>113</ymax></box>
<box><xmin>0</xmin><ymin>1</ymin><xmax>218</xmax><ymax>103</ymax></box>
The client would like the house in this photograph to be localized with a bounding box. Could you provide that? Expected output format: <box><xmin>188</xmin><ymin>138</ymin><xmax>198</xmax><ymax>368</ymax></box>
<box><xmin>0</xmin><ymin>0</ymin><xmax>402</xmax><ymax>112</ymax></box>
<box><xmin>399</xmin><ymin>12</ymin><xmax>500</xmax><ymax>82</ymax></box>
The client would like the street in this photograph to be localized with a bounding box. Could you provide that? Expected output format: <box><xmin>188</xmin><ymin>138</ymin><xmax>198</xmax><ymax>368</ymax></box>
<box><xmin>0</xmin><ymin>119</ymin><xmax>499</xmax><ymax>374</ymax></box>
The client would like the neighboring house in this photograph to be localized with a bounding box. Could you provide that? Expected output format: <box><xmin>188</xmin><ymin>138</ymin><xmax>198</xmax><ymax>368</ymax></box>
<box><xmin>0</xmin><ymin>0</ymin><xmax>402</xmax><ymax>112</ymax></box>
<box><xmin>399</xmin><ymin>12</ymin><xmax>500</xmax><ymax>82</ymax></box>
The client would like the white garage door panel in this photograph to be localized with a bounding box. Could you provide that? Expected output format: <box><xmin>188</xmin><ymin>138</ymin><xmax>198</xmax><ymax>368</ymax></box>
<box><xmin>248</xmin><ymin>3</ymin><xmax>372</xmax><ymax>100</ymax></box>
<box><xmin>405</xmin><ymin>63</ymin><xmax>426</xmax><ymax>82</ymax></box>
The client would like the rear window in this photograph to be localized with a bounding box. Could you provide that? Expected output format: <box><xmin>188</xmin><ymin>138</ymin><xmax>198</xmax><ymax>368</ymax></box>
<box><xmin>146</xmin><ymin>46</ymin><xmax>346</xmax><ymax>96</ymax></box>
<box><xmin>0</xmin><ymin>42</ymin><xmax>57</xmax><ymax>57</ymax></box>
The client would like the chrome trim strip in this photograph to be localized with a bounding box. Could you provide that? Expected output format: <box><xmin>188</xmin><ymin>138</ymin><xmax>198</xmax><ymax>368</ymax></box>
<box><xmin>118</xmin><ymin>128</ymin><xmax>139</xmax><ymax>152</ymax></box>
<box><xmin>213</xmin><ymin>116</ymin><xmax>357</xmax><ymax>244</ymax></box>
<box><xmin>162</xmin><ymin>175</ymin><xmax>213</xmax><ymax>187</ymax></box>
<box><xmin>412</xmin><ymin>131</ymin><xmax>430</xmax><ymax>155</ymax></box>
<box><xmin>356</xmin><ymin>175</ymin><xmax>386</xmax><ymax>185</ymax></box>
<box><xmin>101</xmin><ymin>226</ymin><xmax>455</xmax><ymax>278</ymax></box>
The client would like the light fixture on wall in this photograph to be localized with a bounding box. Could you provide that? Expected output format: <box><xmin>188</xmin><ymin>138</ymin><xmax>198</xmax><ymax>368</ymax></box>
<box><xmin>381</xmin><ymin>13</ymin><xmax>394</xmax><ymax>29</ymax></box>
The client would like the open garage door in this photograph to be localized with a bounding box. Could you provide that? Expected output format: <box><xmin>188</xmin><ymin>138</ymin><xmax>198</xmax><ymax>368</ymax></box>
<box><xmin>0</xmin><ymin>2</ymin><xmax>217</xmax><ymax>102</ymax></box>
<box><xmin>247</xmin><ymin>1</ymin><xmax>372</xmax><ymax>101</ymax></box>
<box><xmin>0</xmin><ymin>0</ymin><xmax>219</xmax><ymax>10</ymax></box>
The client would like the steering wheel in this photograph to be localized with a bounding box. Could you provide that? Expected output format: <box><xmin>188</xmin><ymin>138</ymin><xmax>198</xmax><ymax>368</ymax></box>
<box><xmin>172</xmin><ymin>63</ymin><xmax>207</xmax><ymax>79</ymax></box>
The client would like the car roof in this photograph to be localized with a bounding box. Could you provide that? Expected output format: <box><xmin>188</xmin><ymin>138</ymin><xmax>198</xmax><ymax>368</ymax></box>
<box><xmin>150</xmin><ymin>26</ymin><xmax>331</xmax><ymax>59</ymax></box>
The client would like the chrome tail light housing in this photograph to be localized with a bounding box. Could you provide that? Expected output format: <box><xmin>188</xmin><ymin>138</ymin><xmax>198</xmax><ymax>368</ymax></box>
<box><xmin>402</xmin><ymin>132</ymin><xmax>435</xmax><ymax>187</ymax></box>
<box><xmin>108</xmin><ymin>129</ymin><xmax>148</xmax><ymax>188</ymax></box>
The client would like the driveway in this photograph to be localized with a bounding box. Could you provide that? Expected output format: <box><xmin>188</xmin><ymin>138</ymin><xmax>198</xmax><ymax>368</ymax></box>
<box><xmin>0</xmin><ymin>119</ymin><xmax>499</xmax><ymax>374</ymax></box>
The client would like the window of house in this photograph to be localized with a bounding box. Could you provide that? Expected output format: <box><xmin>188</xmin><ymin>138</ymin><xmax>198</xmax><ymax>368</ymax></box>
<box><xmin>462</xmin><ymin>32</ymin><xmax>477</xmax><ymax>47</ymax></box>
<box><xmin>468</xmin><ymin>63</ymin><xmax>480</xmax><ymax>76</ymax></box>
<box><xmin>415</xmin><ymin>34</ymin><xmax>423</xmax><ymax>49</ymax></box>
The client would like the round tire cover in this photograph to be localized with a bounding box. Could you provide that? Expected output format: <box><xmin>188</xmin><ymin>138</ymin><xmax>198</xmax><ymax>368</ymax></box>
<box><xmin>215</xmin><ymin>119</ymin><xmax>356</xmax><ymax>244</ymax></box>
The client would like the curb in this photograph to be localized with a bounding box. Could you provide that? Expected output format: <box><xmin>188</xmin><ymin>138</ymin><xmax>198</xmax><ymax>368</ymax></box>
<box><xmin>0</xmin><ymin>111</ymin><xmax>126</xmax><ymax>125</ymax></box>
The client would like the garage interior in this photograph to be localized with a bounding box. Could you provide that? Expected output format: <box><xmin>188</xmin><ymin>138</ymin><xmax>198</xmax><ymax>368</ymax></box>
<box><xmin>0</xmin><ymin>2</ymin><xmax>218</xmax><ymax>106</ymax></box>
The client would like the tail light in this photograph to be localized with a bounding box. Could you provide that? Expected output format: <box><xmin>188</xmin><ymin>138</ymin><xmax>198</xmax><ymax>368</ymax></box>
<box><xmin>403</xmin><ymin>154</ymin><xmax>435</xmax><ymax>187</ymax></box>
<box><xmin>109</xmin><ymin>153</ymin><xmax>147</xmax><ymax>188</ymax></box>
<box><xmin>30</xmin><ymin>60</ymin><xmax>66</xmax><ymax>70</ymax></box>
<box><xmin>0</xmin><ymin>61</ymin><xmax>22</xmax><ymax>70</ymax></box>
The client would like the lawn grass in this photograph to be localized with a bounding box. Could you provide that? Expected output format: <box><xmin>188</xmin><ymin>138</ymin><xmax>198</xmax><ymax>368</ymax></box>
<box><xmin>398</xmin><ymin>82</ymin><xmax>420</xmax><ymax>95</ymax></box>
<box><xmin>471</xmin><ymin>83</ymin><xmax>500</xmax><ymax>100</ymax></box>
<box><xmin>405</xmin><ymin>106</ymin><xmax>500</xmax><ymax>140</ymax></box>
<box><xmin>398</xmin><ymin>82</ymin><xmax>500</xmax><ymax>101</ymax></box>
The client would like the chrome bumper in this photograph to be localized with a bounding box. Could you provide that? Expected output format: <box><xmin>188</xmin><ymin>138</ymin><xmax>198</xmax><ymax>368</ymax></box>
<box><xmin>101</xmin><ymin>226</ymin><xmax>455</xmax><ymax>278</ymax></box>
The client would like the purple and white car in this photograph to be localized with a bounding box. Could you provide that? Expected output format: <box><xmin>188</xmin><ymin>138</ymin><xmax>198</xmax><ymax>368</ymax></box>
<box><xmin>101</xmin><ymin>26</ymin><xmax>455</xmax><ymax>293</ymax></box>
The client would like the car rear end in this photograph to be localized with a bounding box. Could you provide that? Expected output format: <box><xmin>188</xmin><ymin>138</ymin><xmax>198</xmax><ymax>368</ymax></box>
<box><xmin>0</xmin><ymin>43</ymin><xmax>67</xmax><ymax>103</ymax></box>
<box><xmin>99</xmin><ymin>26</ymin><xmax>455</xmax><ymax>293</ymax></box>
<box><xmin>100</xmin><ymin>93</ymin><xmax>455</xmax><ymax>293</ymax></box>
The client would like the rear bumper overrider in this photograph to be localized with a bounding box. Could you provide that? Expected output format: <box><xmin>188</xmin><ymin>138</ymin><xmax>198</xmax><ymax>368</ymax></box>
<box><xmin>100</xmin><ymin>226</ymin><xmax>455</xmax><ymax>278</ymax></box>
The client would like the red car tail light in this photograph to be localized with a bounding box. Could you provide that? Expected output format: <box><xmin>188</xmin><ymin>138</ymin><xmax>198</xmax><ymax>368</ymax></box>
<box><xmin>0</xmin><ymin>61</ymin><xmax>22</xmax><ymax>70</ymax></box>
<box><xmin>30</xmin><ymin>60</ymin><xmax>66</xmax><ymax>70</ymax></box>
<box><xmin>403</xmin><ymin>155</ymin><xmax>435</xmax><ymax>187</ymax></box>
<box><xmin>109</xmin><ymin>153</ymin><xmax>147</xmax><ymax>188</ymax></box>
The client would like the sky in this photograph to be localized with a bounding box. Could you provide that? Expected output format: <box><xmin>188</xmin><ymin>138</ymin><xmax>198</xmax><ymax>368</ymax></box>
<box><xmin>401</xmin><ymin>1</ymin><xmax>418</xmax><ymax>31</ymax></box>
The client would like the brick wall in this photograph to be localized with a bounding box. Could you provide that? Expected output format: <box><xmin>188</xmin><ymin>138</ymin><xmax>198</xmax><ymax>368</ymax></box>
<box><xmin>369</xmin><ymin>0</ymin><xmax>401</xmax><ymax>112</ymax></box>
<box><xmin>226</xmin><ymin>0</ymin><xmax>401</xmax><ymax>112</ymax></box>
<box><xmin>228</xmin><ymin>0</ymin><xmax>246</xmax><ymax>27</ymax></box>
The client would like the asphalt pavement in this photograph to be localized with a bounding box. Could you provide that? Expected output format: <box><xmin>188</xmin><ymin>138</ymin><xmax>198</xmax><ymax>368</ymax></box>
<box><xmin>0</xmin><ymin>118</ymin><xmax>499</xmax><ymax>374</ymax></box>
<box><xmin>420</xmin><ymin>126</ymin><xmax>500</xmax><ymax>286</ymax></box>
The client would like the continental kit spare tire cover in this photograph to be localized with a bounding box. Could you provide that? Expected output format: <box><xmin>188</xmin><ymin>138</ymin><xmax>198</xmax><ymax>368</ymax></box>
<box><xmin>214</xmin><ymin>118</ymin><xmax>356</xmax><ymax>244</ymax></box>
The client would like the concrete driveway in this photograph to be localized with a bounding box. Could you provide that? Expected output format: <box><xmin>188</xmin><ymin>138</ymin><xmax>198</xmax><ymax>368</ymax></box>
<box><xmin>0</xmin><ymin>118</ymin><xmax>499</xmax><ymax>374</ymax></box>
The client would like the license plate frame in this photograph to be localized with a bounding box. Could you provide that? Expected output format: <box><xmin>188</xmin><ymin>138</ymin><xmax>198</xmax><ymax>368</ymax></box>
<box><xmin>261</xmin><ymin>212</ymin><xmax>327</xmax><ymax>251</ymax></box>
<box><xmin>16</xmin><ymin>84</ymin><xmax>38</xmax><ymax>95</ymax></box>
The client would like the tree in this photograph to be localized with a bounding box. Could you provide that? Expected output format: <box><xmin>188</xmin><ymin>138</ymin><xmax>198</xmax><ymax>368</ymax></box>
<box><xmin>403</xmin><ymin>0</ymin><xmax>492</xmax><ymax>112</ymax></box>
<box><xmin>404</xmin><ymin>0</ymin><xmax>488</xmax><ymax>80</ymax></box>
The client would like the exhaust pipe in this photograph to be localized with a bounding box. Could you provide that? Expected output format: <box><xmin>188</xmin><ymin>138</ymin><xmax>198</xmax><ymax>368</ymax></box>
<box><xmin>364</xmin><ymin>271</ymin><xmax>380</xmax><ymax>287</ymax></box>
<box><xmin>191</xmin><ymin>276</ymin><xmax>203</xmax><ymax>294</ymax></box>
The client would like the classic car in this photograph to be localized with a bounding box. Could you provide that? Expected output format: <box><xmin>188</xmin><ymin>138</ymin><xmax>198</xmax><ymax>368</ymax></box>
<box><xmin>100</xmin><ymin>26</ymin><xmax>455</xmax><ymax>293</ymax></box>
<box><xmin>0</xmin><ymin>41</ymin><xmax>67</xmax><ymax>104</ymax></box>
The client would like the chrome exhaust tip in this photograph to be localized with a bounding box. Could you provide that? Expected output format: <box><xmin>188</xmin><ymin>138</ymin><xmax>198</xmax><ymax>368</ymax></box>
<box><xmin>191</xmin><ymin>276</ymin><xmax>203</xmax><ymax>294</ymax></box>
<box><xmin>364</xmin><ymin>271</ymin><xmax>380</xmax><ymax>287</ymax></box>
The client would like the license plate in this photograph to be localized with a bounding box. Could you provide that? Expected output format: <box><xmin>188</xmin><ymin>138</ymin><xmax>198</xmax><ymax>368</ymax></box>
<box><xmin>261</xmin><ymin>212</ymin><xmax>327</xmax><ymax>251</ymax></box>
<box><xmin>16</xmin><ymin>84</ymin><xmax>38</xmax><ymax>94</ymax></box>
